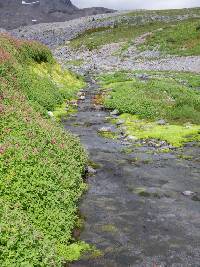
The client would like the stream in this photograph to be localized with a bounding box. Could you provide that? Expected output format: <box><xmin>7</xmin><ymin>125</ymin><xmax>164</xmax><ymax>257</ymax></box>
<box><xmin>63</xmin><ymin>78</ymin><xmax>200</xmax><ymax>267</ymax></box>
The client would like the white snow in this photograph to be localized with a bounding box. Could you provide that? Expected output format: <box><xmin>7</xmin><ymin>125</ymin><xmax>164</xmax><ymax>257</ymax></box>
<box><xmin>22</xmin><ymin>1</ymin><xmax>40</xmax><ymax>5</ymax></box>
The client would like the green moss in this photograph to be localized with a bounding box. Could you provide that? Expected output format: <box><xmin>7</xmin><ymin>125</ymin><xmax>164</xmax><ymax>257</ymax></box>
<box><xmin>120</xmin><ymin>113</ymin><xmax>200</xmax><ymax>147</ymax></box>
<box><xmin>57</xmin><ymin>241</ymin><xmax>90</xmax><ymax>262</ymax></box>
<box><xmin>101</xmin><ymin>224</ymin><xmax>118</xmax><ymax>233</ymax></box>
<box><xmin>32</xmin><ymin>62</ymin><xmax>85</xmax><ymax>101</ymax></box>
<box><xmin>98</xmin><ymin>130</ymin><xmax>118</xmax><ymax>139</ymax></box>
<box><xmin>121</xmin><ymin>147</ymin><xmax>133</xmax><ymax>154</ymax></box>
<box><xmin>87</xmin><ymin>160</ymin><xmax>102</xmax><ymax>169</ymax></box>
<box><xmin>65</xmin><ymin>59</ymin><xmax>84</xmax><ymax>66</ymax></box>
<box><xmin>177</xmin><ymin>154</ymin><xmax>193</xmax><ymax>160</ymax></box>
<box><xmin>57</xmin><ymin>241</ymin><xmax>103</xmax><ymax>262</ymax></box>
<box><xmin>53</xmin><ymin>102</ymin><xmax>77</xmax><ymax>121</ymax></box>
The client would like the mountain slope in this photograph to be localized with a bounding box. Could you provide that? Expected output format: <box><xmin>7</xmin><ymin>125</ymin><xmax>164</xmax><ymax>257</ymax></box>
<box><xmin>0</xmin><ymin>0</ymin><xmax>114</xmax><ymax>30</ymax></box>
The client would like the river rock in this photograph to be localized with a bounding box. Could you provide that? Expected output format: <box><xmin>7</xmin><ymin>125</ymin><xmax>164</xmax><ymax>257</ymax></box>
<box><xmin>87</xmin><ymin>166</ymin><xmax>97</xmax><ymax>175</ymax></box>
<box><xmin>182</xmin><ymin>191</ymin><xmax>195</xmax><ymax>196</ymax></box>
<box><xmin>47</xmin><ymin>111</ymin><xmax>54</xmax><ymax>117</ymax></box>
<box><xmin>110</xmin><ymin>109</ymin><xmax>119</xmax><ymax>116</ymax></box>
<box><xmin>116</xmin><ymin>119</ymin><xmax>125</xmax><ymax>125</ymax></box>
<box><xmin>99</xmin><ymin>127</ymin><xmax>112</xmax><ymax>132</ymax></box>
<box><xmin>156</xmin><ymin>119</ymin><xmax>166</xmax><ymax>125</ymax></box>
<box><xmin>127</xmin><ymin>135</ymin><xmax>137</xmax><ymax>141</ymax></box>
<box><xmin>79</xmin><ymin>95</ymin><xmax>86</xmax><ymax>100</ymax></box>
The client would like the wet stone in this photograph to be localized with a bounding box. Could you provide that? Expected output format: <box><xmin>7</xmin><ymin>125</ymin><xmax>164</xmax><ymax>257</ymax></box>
<box><xmin>110</xmin><ymin>109</ymin><xmax>119</xmax><ymax>116</ymax></box>
<box><xmin>182</xmin><ymin>191</ymin><xmax>195</xmax><ymax>196</ymax></box>
<box><xmin>87</xmin><ymin>166</ymin><xmax>97</xmax><ymax>175</ymax></box>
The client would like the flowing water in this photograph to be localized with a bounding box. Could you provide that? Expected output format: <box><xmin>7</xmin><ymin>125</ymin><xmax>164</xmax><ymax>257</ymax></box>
<box><xmin>63</xmin><ymin>78</ymin><xmax>200</xmax><ymax>267</ymax></box>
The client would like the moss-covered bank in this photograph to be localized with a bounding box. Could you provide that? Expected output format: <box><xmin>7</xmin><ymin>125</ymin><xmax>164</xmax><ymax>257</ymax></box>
<box><xmin>99</xmin><ymin>71</ymin><xmax>200</xmax><ymax>147</ymax></box>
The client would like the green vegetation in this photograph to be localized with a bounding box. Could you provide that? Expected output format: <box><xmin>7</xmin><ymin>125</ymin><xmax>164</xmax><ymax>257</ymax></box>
<box><xmin>140</xmin><ymin>18</ymin><xmax>200</xmax><ymax>56</ymax></box>
<box><xmin>126</xmin><ymin>7</ymin><xmax>200</xmax><ymax>17</ymax></box>
<box><xmin>101</xmin><ymin>224</ymin><xmax>118</xmax><ymax>233</ymax></box>
<box><xmin>120</xmin><ymin>114</ymin><xmax>200</xmax><ymax>147</ymax></box>
<box><xmin>70</xmin><ymin>8</ymin><xmax>200</xmax><ymax>57</ymax></box>
<box><xmin>98</xmin><ymin>130</ymin><xmax>118</xmax><ymax>139</ymax></box>
<box><xmin>70</xmin><ymin>21</ymin><xmax>168</xmax><ymax>51</ymax></box>
<box><xmin>0</xmin><ymin>34</ymin><xmax>89</xmax><ymax>266</ymax></box>
<box><xmin>99</xmin><ymin>71</ymin><xmax>200</xmax><ymax>146</ymax></box>
<box><xmin>65</xmin><ymin>59</ymin><xmax>84</xmax><ymax>66</ymax></box>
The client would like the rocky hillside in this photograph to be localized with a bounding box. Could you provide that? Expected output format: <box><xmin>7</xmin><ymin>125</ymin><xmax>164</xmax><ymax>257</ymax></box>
<box><xmin>0</xmin><ymin>0</ymin><xmax>114</xmax><ymax>30</ymax></box>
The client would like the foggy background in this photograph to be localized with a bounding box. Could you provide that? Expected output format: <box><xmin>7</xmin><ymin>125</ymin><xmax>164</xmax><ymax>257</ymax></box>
<box><xmin>73</xmin><ymin>0</ymin><xmax>200</xmax><ymax>10</ymax></box>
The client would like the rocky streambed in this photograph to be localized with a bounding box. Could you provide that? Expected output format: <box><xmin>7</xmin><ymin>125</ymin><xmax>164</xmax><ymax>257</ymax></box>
<box><xmin>62</xmin><ymin>78</ymin><xmax>200</xmax><ymax>267</ymax></box>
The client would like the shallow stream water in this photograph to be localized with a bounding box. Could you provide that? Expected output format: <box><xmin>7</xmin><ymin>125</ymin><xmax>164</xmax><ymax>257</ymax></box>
<box><xmin>63</xmin><ymin>78</ymin><xmax>200</xmax><ymax>267</ymax></box>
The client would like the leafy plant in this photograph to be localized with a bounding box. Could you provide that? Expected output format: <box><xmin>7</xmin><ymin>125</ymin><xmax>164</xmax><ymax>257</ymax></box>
<box><xmin>0</xmin><ymin>34</ymin><xmax>87</xmax><ymax>266</ymax></box>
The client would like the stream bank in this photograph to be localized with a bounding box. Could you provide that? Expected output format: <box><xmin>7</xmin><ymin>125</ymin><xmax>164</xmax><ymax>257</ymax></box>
<box><xmin>63</xmin><ymin>78</ymin><xmax>200</xmax><ymax>267</ymax></box>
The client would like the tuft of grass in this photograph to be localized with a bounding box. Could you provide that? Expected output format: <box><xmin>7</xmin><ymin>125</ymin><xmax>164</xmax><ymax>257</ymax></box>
<box><xmin>0</xmin><ymin>34</ymin><xmax>88</xmax><ymax>266</ymax></box>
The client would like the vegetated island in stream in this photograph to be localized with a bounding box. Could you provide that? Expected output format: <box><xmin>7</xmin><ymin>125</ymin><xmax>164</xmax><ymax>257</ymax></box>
<box><xmin>1</xmin><ymin>6</ymin><xmax>200</xmax><ymax>267</ymax></box>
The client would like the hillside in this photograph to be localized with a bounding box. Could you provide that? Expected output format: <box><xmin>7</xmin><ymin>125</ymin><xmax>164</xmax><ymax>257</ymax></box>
<box><xmin>0</xmin><ymin>0</ymin><xmax>114</xmax><ymax>30</ymax></box>
<box><xmin>0</xmin><ymin>34</ymin><xmax>90</xmax><ymax>266</ymax></box>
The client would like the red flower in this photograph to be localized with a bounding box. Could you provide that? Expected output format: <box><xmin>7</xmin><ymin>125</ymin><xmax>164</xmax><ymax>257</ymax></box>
<box><xmin>51</xmin><ymin>139</ymin><xmax>57</xmax><ymax>145</ymax></box>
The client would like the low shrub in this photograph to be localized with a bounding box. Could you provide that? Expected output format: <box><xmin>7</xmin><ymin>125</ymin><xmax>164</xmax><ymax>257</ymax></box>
<box><xmin>0</xmin><ymin>34</ymin><xmax>87</xmax><ymax>266</ymax></box>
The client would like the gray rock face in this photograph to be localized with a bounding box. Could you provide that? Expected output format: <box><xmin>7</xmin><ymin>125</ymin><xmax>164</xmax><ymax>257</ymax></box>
<box><xmin>40</xmin><ymin>0</ymin><xmax>78</xmax><ymax>14</ymax></box>
<box><xmin>0</xmin><ymin>0</ymin><xmax>114</xmax><ymax>29</ymax></box>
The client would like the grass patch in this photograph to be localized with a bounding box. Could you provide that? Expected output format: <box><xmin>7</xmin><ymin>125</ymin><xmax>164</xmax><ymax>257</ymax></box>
<box><xmin>140</xmin><ymin>18</ymin><xmax>200</xmax><ymax>56</ymax></box>
<box><xmin>101</xmin><ymin>72</ymin><xmax>200</xmax><ymax>124</ymax></box>
<box><xmin>65</xmin><ymin>59</ymin><xmax>84</xmax><ymax>66</ymax></box>
<box><xmin>70</xmin><ymin>21</ymin><xmax>170</xmax><ymax>51</ymax></box>
<box><xmin>0</xmin><ymin>34</ymin><xmax>88</xmax><ymax>266</ymax></box>
<box><xmin>99</xmin><ymin>71</ymin><xmax>200</xmax><ymax>146</ymax></box>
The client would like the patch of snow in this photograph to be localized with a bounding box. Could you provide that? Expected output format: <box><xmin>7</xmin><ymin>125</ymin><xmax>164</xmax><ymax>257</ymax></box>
<box><xmin>22</xmin><ymin>0</ymin><xmax>40</xmax><ymax>5</ymax></box>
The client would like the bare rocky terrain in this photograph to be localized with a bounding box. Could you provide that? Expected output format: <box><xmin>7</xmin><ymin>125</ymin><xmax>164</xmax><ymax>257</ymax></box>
<box><xmin>0</xmin><ymin>0</ymin><xmax>114</xmax><ymax>30</ymax></box>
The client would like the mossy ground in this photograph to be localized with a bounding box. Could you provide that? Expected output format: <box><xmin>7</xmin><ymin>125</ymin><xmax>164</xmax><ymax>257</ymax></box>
<box><xmin>140</xmin><ymin>18</ymin><xmax>200</xmax><ymax>56</ymax></box>
<box><xmin>120</xmin><ymin>113</ymin><xmax>200</xmax><ymax>147</ymax></box>
<box><xmin>99</xmin><ymin>71</ymin><xmax>200</xmax><ymax>147</ymax></box>
<box><xmin>0</xmin><ymin>34</ymin><xmax>89</xmax><ymax>266</ymax></box>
